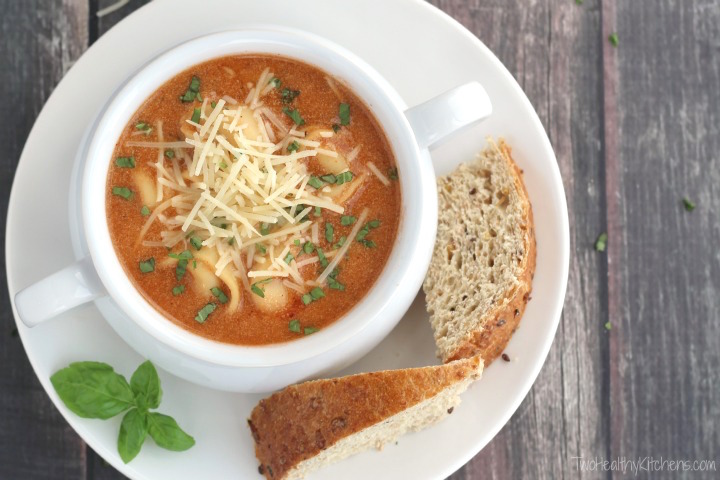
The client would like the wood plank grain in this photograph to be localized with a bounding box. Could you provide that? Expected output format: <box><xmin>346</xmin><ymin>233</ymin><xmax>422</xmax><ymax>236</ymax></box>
<box><xmin>0</xmin><ymin>1</ymin><xmax>89</xmax><ymax>478</ymax></box>
<box><xmin>429</xmin><ymin>1</ymin><xmax>610</xmax><ymax>479</ymax></box>
<box><xmin>84</xmin><ymin>4</ymin><xmax>148</xmax><ymax>479</ymax></box>
<box><xmin>605</xmin><ymin>0</ymin><xmax>720</xmax><ymax>476</ymax></box>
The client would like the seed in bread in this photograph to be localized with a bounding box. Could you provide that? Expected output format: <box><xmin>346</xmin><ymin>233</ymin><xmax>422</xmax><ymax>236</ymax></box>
<box><xmin>248</xmin><ymin>355</ymin><xmax>483</xmax><ymax>480</ymax></box>
<box><xmin>423</xmin><ymin>138</ymin><xmax>536</xmax><ymax>364</ymax></box>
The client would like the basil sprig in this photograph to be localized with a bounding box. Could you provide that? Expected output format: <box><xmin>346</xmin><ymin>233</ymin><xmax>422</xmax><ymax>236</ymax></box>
<box><xmin>51</xmin><ymin>360</ymin><xmax>194</xmax><ymax>463</ymax></box>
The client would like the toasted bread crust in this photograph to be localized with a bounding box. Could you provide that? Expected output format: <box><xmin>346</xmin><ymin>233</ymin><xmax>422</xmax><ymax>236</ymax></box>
<box><xmin>248</xmin><ymin>356</ymin><xmax>482</xmax><ymax>479</ymax></box>
<box><xmin>446</xmin><ymin>141</ymin><xmax>536</xmax><ymax>363</ymax></box>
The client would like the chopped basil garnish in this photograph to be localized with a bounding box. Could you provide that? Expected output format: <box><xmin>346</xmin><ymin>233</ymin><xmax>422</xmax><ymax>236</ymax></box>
<box><xmin>180</xmin><ymin>76</ymin><xmax>201</xmax><ymax>103</ymax></box>
<box><xmin>189</xmin><ymin>236</ymin><xmax>202</xmax><ymax>250</ymax></box>
<box><xmin>335</xmin><ymin>171</ymin><xmax>353</xmax><ymax>185</ymax></box>
<box><xmin>339</xmin><ymin>103</ymin><xmax>350</xmax><ymax>126</ymax></box>
<box><xmin>320</xmin><ymin>173</ymin><xmax>337</xmax><ymax>184</ymax></box>
<box><xmin>260</xmin><ymin>223</ymin><xmax>271</xmax><ymax>236</ymax></box>
<box><xmin>609</xmin><ymin>32</ymin><xmax>619</xmax><ymax>47</ymax></box>
<box><xmin>289</xmin><ymin>319</ymin><xmax>301</xmax><ymax>333</ymax></box>
<box><xmin>140</xmin><ymin>205</ymin><xmax>150</xmax><ymax>216</ymax></box>
<box><xmin>682</xmin><ymin>197</ymin><xmax>696</xmax><ymax>212</ymax></box>
<box><xmin>227</xmin><ymin>237</ymin><xmax>235</xmax><ymax>245</ymax></box>
<box><xmin>175</xmin><ymin>260</ymin><xmax>187</xmax><ymax>281</ymax></box>
<box><xmin>112</xmin><ymin>187</ymin><xmax>133</xmax><ymax>200</ymax></box>
<box><xmin>316</xmin><ymin>248</ymin><xmax>329</xmax><ymax>268</ymax></box>
<box><xmin>256</xmin><ymin>243</ymin><xmax>267</xmax><ymax>254</ymax></box>
<box><xmin>250</xmin><ymin>278</ymin><xmax>272</xmax><ymax>298</ymax></box>
<box><xmin>210</xmin><ymin>101</ymin><xmax>217</xmax><ymax>108</ymax></box>
<box><xmin>341</xmin><ymin>215</ymin><xmax>356</xmax><ymax>226</ymax></box>
<box><xmin>287</xmin><ymin>141</ymin><xmax>300</xmax><ymax>153</ymax></box>
<box><xmin>325</xmin><ymin>223</ymin><xmax>334</xmax><ymax>243</ymax></box>
<box><xmin>172</xmin><ymin>285</ymin><xmax>185</xmax><ymax>296</ymax></box>
<box><xmin>269</xmin><ymin>77</ymin><xmax>282</xmax><ymax>88</ymax></box>
<box><xmin>168</xmin><ymin>250</ymin><xmax>193</xmax><ymax>261</ymax></box>
<box><xmin>210</xmin><ymin>287</ymin><xmax>228</xmax><ymax>304</ymax></box>
<box><xmin>135</xmin><ymin>122</ymin><xmax>152</xmax><ymax>133</ymax></box>
<box><xmin>280</xmin><ymin>88</ymin><xmax>300</xmax><ymax>104</ymax></box>
<box><xmin>304</xmin><ymin>327</ymin><xmax>319</xmax><ymax>335</ymax></box>
<box><xmin>335</xmin><ymin>236</ymin><xmax>346</xmax><ymax>248</ymax></box>
<box><xmin>164</xmin><ymin>149</ymin><xmax>175</xmax><ymax>159</ymax></box>
<box><xmin>595</xmin><ymin>232</ymin><xmax>608</xmax><ymax>252</ymax></box>
<box><xmin>284</xmin><ymin>253</ymin><xmax>294</xmax><ymax>264</ymax></box>
<box><xmin>314</xmin><ymin>206</ymin><xmax>322</xmax><ymax>217</ymax></box>
<box><xmin>191</xmin><ymin>108</ymin><xmax>201</xmax><ymax>124</ymax></box>
<box><xmin>194</xmin><ymin>303</ymin><xmax>216</xmax><ymax>323</ymax></box>
<box><xmin>293</xmin><ymin>239</ymin><xmax>301</xmax><ymax>246</ymax></box>
<box><xmin>359</xmin><ymin>239</ymin><xmax>377</xmax><ymax>248</ymax></box>
<box><xmin>169</xmin><ymin>251</ymin><xmax>192</xmax><ymax>280</ymax></box>
<box><xmin>282</xmin><ymin>107</ymin><xmax>305</xmax><ymax>126</ymax></box>
<box><xmin>219</xmin><ymin>161</ymin><xmax>228</xmax><ymax>169</ymax></box>
<box><xmin>332</xmin><ymin>123</ymin><xmax>341</xmax><ymax>133</ymax></box>
<box><xmin>301</xmin><ymin>293</ymin><xmax>313</xmax><ymax>305</ymax></box>
<box><xmin>356</xmin><ymin>220</ymin><xmax>380</xmax><ymax>241</ymax></box>
<box><xmin>327</xmin><ymin>276</ymin><xmax>345</xmax><ymax>291</ymax></box>
<box><xmin>139</xmin><ymin>258</ymin><xmax>155</xmax><ymax>273</ymax></box>
<box><xmin>310</xmin><ymin>287</ymin><xmax>325</xmax><ymax>300</ymax></box>
<box><xmin>192</xmin><ymin>260</ymin><xmax>197</xmax><ymax>269</ymax></box>
<box><xmin>308</xmin><ymin>176</ymin><xmax>324</xmax><ymax>189</ymax></box>
<box><xmin>303</xmin><ymin>242</ymin><xmax>314</xmax><ymax>254</ymax></box>
<box><xmin>189</xmin><ymin>76</ymin><xmax>200</xmax><ymax>93</ymax></box>
<box><xmin>388</xmin><ymin>168</ymin><xmax>398</xmax><ymax>180</ymax></box>
<box><xmin>115</xmin><ymin>157</ymin><xmax>135</xmax><ymax>168</ymax></box>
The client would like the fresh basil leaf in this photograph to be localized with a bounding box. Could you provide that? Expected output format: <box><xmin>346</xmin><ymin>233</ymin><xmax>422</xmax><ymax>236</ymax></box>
<box><xmin>50</xmin><ymin>362</ymin><xmax>135</xmax><ymax>419</ymax></box>
<box><xmin>130</xmin><ymin>361</ymin><xmax>162</xmax><ymax>411</ymax></box>
<box><xmin>147</xmin><ymin>412</ymin><xmax>195</xmax><ymax>451</ymax></box>
<box><xmin>118</xmin><ymin>408</ymin><xmax>148</xmax><ymax>464</ymax></box>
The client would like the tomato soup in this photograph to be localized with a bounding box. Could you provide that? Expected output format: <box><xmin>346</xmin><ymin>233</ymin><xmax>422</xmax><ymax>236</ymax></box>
<box><xmin>106</xmin><ymin>55</ymin><xmax>401</xmax><ymax>345</ymax></box>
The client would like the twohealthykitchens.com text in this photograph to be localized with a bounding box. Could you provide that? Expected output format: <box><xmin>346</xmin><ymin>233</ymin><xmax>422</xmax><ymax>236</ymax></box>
<box><xmin>571</xmin><ymin>456</ymin><xmax>716</xmax><ymax>475</ymax></box>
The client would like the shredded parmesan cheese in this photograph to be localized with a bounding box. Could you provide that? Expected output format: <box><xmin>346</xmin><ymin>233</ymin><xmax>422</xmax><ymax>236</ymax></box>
<box><xmin>367</xmin><ymin>161</ymin><xmax>391</xmax><ymax>186</ymax></box>
<box><xmin>131</xmin><ymin>67</ymin><xmax>369</xmax><ymax>302</ymax></box>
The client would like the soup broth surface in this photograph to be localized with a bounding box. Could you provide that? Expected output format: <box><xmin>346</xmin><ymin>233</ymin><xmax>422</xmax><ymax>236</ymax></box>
<box><xmin>106</xmin><ymin>55</ymin><xmax>401</xmax><ymax>345</ymax></box>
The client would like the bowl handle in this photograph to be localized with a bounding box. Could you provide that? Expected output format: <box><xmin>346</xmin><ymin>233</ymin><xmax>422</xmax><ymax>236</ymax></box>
<box><xmin>14</xmin><ymin>257</ymin><xmax>106</xmax><ymax>327</ymax></box>
<box><xmin>404</xmin><ymin>82</ymin><xmax>492</xmax><ymax>150</ymax></box>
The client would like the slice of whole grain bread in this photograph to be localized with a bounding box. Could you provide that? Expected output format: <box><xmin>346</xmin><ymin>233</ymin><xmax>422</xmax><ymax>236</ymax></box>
<box><xmin>423</xmin><ymin>138</ymin><xmax>536</xmax><ymax>364</ymax></box>
<box><xmin>248</xmin><ymin>355</ymin><xmax>483</xmax><ymax>480</ymax></box>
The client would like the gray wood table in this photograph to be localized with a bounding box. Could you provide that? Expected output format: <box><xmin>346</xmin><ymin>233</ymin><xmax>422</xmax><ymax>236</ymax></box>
<box><xmin>1</xmin><ymin>0</ymin><xmax>718</xmax><ymax>478</ymax></box>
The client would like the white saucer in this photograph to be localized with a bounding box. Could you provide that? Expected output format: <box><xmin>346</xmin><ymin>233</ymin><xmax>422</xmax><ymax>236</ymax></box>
<box><xmin>6</xmin><ymin>1</ymin><xmax>569</xmax><ymax>479</ymax></box>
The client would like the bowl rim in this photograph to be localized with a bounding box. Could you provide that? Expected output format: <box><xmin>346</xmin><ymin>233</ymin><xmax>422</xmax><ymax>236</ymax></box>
<box><xmin>81</xmin><ymin>27</ymin><xmax>439</xmax><ymax>367</ymax></box>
